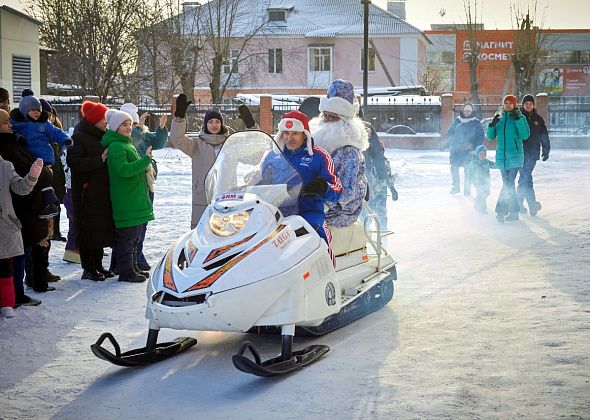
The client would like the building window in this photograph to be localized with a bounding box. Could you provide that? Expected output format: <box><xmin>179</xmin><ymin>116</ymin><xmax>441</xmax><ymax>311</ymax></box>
<box><xmin>268</xmin><ymin>10</ymin><xmax>285</xmax><ymax>22</ymax></box>
<box><xmin>269</xmin><ymin>48</ymin><xmax>283</xmax><ymax>74</ymax></box>
<box><xmin>360</xmin><ymin>48</ymin><xmax>376</xmax><ymax>72</ymax></box>
<box><xmin>12</xmin><ymin>55</ymin><xmax>32</xmax><ymax>102</ymax></box>
<box><xmin>223</xmin><ymin>49</ymin><xmax>239</xmax><ymax>74</ymax></box>
<box><xmin>309</xmin><ymin>47</ymin><xmax>331</xmax><ymax>72</ymax></box>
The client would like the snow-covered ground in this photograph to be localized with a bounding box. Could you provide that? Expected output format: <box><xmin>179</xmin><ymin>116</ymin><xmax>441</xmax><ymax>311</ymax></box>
<box><xmin>1</xmin><ymin>148</ymin><xmax>589</xmax><ymax>419</ymax></box>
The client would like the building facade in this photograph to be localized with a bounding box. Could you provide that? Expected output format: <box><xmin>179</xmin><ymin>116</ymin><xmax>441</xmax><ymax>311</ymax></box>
<box><xmin>0</xmin><ymin>6</ymin><xmax>41</xmax><ymax>102</ymax></box>
<box><xmin>143</xmin><ymin>0</ymin><xmax>429</xmax><ymax>102</ymax></box>
<box><xmin>425</xmin><ymin>27</ymin><xmax>590</xmax><ymax>102</ymax></box>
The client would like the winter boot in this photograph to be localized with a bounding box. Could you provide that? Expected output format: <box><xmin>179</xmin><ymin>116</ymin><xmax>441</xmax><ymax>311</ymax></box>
<box><xmin>1</xmin><ymin>306</ymin><xmax>15</xmax><ymax>318</ymax></box>
<box><xmin>96</xmin><ymin>267</ymin><xmax>115</xmax><ymax>279</ymax></box>
<box><xmin>505</xmin><ymin>212</ymin><xmax>520</xmax><ymax>222</ymax></box>
<box><xmin>496</xmin><ymin>213</ymin><xmax>506</xmax><ymax>223</ymax></box>
<box><xmin>46</xmin><ymin>269</ymin><xmax>61</xmax><ymax>282</ymax></box>
<box><xmin>118</xmin><ymin>271</ymin><xmax>146</xmax><ymax>283</ymax></box>
<box><xmin>15</xmin><ymin>295</ymin><xmax>42</xmax><ymax>307</ymax></box>
<box><xmin>530</xmin><ymin>202</ymin><xmax>542</xmax><ymax>217</ymax></box>
<box><xmin>39</xmin><ymin>187</ymin><xmax>60</xmax><ymax>219</ymax></box>
<box><xmin>81</xmin><ymin>270</ymin><xmax>105</xmax><ymax>281</ymax></box>
<box><xmin>132</xmin><ymin>251</ymin><xmax>149</xmax><ymax>278</ymax></box>
<box><xmin>449</xmin><ymin>186</ymin><xmax>460</xmax><ymax>194</ymax></box>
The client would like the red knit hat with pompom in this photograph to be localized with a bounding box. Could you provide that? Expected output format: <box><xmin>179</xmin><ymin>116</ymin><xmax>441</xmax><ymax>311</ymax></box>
<box><xmin>81</xmin><ymin>101</ymin><xmax>108</xmax><ymax>125</ymax></box>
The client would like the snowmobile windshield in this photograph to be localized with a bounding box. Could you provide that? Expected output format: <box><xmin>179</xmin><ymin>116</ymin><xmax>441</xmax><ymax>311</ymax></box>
<box><xmin>205</xmin><ymin>130</ymin><xmax>303</xmax><ymax>216</ymax></box>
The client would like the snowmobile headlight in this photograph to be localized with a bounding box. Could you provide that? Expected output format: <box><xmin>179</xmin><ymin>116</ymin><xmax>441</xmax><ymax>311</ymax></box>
<box><xmin>209</xmin><ymin>211</ymin><xmax>250</xmax><ymax>237</ymax></box>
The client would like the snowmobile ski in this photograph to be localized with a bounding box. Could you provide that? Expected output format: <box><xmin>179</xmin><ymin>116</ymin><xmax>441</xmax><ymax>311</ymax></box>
<box><xmin>298</xmin><ymin>97</ymin><xmax>321</xmax><ymax>119</ymax></box>
<box><xmin>232</xmin><ymin>341</ymin><xmax>329</xmax><ymax>377</ymax></box>
<box><xmin>91</xmin><ymin>332</ymin><xmax>197</xmax><ymax>367</ymax></box>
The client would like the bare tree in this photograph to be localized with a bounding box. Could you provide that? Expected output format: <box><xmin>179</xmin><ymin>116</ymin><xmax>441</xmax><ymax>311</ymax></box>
<box><xmin>199</xmin><ymin>0</ymin><xmax>271</xmax><ymax>104</ymax></box>
<box><xmin>510</xmin><ymin>1</ymin><xmax>550</xmax><ymax>98</ymax></box>
<box><xmin>462</xmin><ymin>0</ymin><xmax>483</xmax><ymax>104</ymax></box>
<box><xmin>28</xmin><ymin>0</ymin><xmax>149</xmax><ymax>101</ymax></box>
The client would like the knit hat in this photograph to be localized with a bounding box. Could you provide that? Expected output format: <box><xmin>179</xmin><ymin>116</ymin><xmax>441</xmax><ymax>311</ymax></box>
<box><xmin>0</xmin><ymin>109</ymin><xmax>10</xmax><ymax>126</ymax></box>
<box><xmin>120</xmin><ymin>103</ymin><xmax>139</xmax><ymax>124</ymax></box>
<box><xmin>39</xmin><ymin>98</ymin><xmax>53</xmax><ymax>114</ymax></box>
<box><xmin>503</xmin><ymin>95</ymin><xmax>518</xmax><ymax>107</ymax></box>
<box><xmin>475</xmin><ymin>144</ymin><xmax>487</xmax><ymax>157</ymax></box>
<box><xmin>521</xmin><ymin>94</ymin><xmax>535</xmax><ymax>105</ymax></box>
<box><xmin>105</xmin><ymin>109</ymin><xmax>132</xmax><ymax>132</ymax></box>
<box><xmin>274</xmin><ymin>110</ymin><xmax>313</xmax><ymax>155</ymax></box>
<box><xmin>19</xmin><ymin>95</ymin><xmax>42</xmax><ymax>117</ymax></box>
<box><xmin>203</xmin><ymin>109</ymin><xmax>226</xmax><ymax>134</ymax></box>
<box><xmin>319</xmin><ymin>79</ymin><xmax>359</xmax><ymax>120</ymax></box>
<box><xmin>81</xmin><ymin>101</ymin><xmax>108</xmax><ymax>125</ymax></box>
<box><xmin>21</xmin><ymin>88</ymin><xmax>34</xmax><ymax>98</ymax></box>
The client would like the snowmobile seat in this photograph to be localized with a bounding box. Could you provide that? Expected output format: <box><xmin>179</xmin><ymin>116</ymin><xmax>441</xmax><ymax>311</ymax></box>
<box><xmin>328</xmin><ymin>222</ymin><xmax>366</xmax><ymax>257</ymax></box>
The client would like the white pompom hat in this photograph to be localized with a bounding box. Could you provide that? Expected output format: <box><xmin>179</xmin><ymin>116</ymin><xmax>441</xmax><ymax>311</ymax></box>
<box><xmin>106</xmin><ymin>109</ymin><xmax>133</xmax><ymax>132</ymax></box>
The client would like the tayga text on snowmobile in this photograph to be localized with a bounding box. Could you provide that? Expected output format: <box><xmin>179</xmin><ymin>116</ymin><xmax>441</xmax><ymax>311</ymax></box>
<box><xmin>91</xmin><ymin>130</ymin><xmax>397</xmax><ymax>377</ymax></box>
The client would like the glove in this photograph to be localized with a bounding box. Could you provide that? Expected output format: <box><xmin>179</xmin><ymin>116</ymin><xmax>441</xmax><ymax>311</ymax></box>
<box><xmin>511</xmin><ymin>110</ymin><xmax>520</xmax><ymax>120</ymax></box>
<box><xmin>542</xmin><ymin>152</ymin><xmax>549</xmax><ymax>161</ymax></box>
<box><xmin>301</xmin><ymin>177</ymin><xmax>328</xmax><ymax>197</ymax></box>
<box><xmin>174</xmin><ymin>94</ymin><xmax>192</xmax><ymax>119</ymax></box>
<box><xmin>389</xmin><ymin>184</ymin><xmax>398</xmax><ymax>201</ymax></box>
<box><xmin>489</xmin><ymin>114</ymin><xmax>501</xmax><ymax>128</ymax></box>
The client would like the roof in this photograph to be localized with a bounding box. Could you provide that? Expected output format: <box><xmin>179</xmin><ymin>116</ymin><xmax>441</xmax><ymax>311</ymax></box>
<box><xmin>180</xmin><ymin>0</ymin><xmax>427</xmax><ymax>40</ymax></box>
<box><xmin>0</xmin><ymin>5</ymin><xmax>42</xmax><ymax>26</ymax></box>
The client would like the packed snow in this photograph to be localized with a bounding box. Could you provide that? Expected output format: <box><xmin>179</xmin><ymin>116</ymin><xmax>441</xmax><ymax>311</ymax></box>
<box><xmin>1</xmin><ymin>147</ymin><xmax>589</xmax><ymax>419</ymax></box>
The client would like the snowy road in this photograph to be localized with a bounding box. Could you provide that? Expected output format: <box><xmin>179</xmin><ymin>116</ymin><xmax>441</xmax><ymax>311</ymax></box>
<box><xmin>1</xmin><ymin>149</ymin><xmax>589</xmax><ymax>419</ymax></box>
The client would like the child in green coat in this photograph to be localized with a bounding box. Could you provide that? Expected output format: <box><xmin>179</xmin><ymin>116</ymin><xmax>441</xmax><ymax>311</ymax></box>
<box><xmin>101</xmin><ymin>110</ymin><xmax>154</xmax><ymax>283</ymax></box>
<box><xmin>469</xmin><ymin>145</ymin><xmax>496</xmax><ymax>214</ymax></box>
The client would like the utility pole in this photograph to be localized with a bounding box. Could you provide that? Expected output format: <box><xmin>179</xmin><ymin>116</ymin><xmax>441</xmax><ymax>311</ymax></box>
<box><xmin>362</xmin><ymin>0</ymin><xmax>371</xmax><ymax>110</ymax></box>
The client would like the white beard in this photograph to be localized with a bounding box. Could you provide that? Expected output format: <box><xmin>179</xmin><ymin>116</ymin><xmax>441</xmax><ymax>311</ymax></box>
<box><xmin>311</xmin><ymin>117</ymin><xmax>369</xmax><ymax>155</ymax></box>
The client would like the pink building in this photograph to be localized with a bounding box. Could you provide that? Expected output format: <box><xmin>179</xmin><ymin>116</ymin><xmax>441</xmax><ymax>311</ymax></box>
<box><xmin>143</xmin><ymin>0</ymin><xmax>429</xmax><ymax>102</ymax></box>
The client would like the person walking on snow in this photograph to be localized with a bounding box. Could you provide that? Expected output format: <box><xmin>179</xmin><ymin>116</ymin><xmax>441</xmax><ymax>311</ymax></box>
<box><xmin>486</xmin><ymin>95</ymin><xmax>530</xmax><ymax>223</ymax></box>
<box><xmin>443</xmin><ymin>103</ymin><xmax>484</xmax><ymax>195</ymax></box>
<box><xmin>468</xmin><ymin>145</ymin><xmax>496</xmax><ymax>214</ymax></box>
<box><xmin>517</xmin><ymin>94</ymin><xmax>550</xmax><ymax>217</ymax></box>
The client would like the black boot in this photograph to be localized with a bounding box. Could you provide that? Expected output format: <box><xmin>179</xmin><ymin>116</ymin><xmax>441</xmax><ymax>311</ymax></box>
<box><xmin>96</xmin><ymin>267</ymin><xmax>115</xmax><ymax>278</ymax></box>
<box><xmin>81</xmin><ymin>270</ymin><xmax>105</xmax><ymax>281</ymax></box>
<box><xmin>46</xmin><ymin>269</ymin><xmax>61</xmax><ymax>282</ymax></box>
<box><xmin>118</xmin><ymin>271</ymin><xmax>146</xmax><ymax>283</ymax></box>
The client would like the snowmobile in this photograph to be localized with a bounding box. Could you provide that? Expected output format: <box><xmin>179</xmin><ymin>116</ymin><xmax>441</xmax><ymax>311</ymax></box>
<box><xmin>91</xmin><ymin>130</ymin><xmax>397</xmax><ymax>377</ymax></box>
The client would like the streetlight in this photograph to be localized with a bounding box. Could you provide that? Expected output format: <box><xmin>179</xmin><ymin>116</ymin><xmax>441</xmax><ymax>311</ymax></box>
<box><xmin>362</xmin><ymin>0</ymin><xmax>371</xmax><ymax>111</ymax></box>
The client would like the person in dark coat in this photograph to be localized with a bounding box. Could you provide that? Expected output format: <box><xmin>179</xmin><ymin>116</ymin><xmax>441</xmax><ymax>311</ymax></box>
<box><xmin>517</xmin><ymin>94</ymin><xmax>550</xmax><ymax>217</ymax></box>
<box><xmin>0</xmin><ymin>109</ymin><xmax>52</xmax><ymax>298</ymax></box>
<box><xmin>444</xmin><ymin>103</ymin><xmax>484</xmax><ymax>195</ymax></box>
<box><xmin>67</xmin><ymin>101</ymin><xmax>115</xmax><ymax>281</ymax></box>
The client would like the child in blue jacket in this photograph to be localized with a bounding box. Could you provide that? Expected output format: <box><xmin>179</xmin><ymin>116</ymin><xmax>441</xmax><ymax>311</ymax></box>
<box><xmin>10</xmin><ymin>96</ymin><xmax>72</xmax><ymax>218</ymax></box>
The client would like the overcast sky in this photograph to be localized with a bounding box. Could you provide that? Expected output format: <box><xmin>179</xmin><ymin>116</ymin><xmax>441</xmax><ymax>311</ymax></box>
<box><xmin>2</xmin><ymin>0</ymin><xmax>588</xmax><ymax>31</ymax></box>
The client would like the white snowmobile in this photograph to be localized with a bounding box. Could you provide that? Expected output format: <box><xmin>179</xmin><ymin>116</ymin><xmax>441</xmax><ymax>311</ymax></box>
<box><xmin>91</xmin><ymin>130</ymin><xmax>397</xmax><ymax>376</ymax></box>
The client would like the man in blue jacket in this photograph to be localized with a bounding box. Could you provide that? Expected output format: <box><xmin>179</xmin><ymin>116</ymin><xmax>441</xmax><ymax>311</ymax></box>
<box><xmin>260</xmin><ymin>111</ymin><xmax>342</xmax><ymax>246</ymax></box>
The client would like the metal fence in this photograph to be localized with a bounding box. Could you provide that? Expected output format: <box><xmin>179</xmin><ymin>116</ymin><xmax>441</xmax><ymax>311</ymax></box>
<box><xmin>547</xmin><ymin>96</ymin><xmax>590</xmax><ymax>134</ymax></box>
<box><xmin>53</xmin><ymin>100</ymin><xmax>260</xmax><ymax>134</ymax></box>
